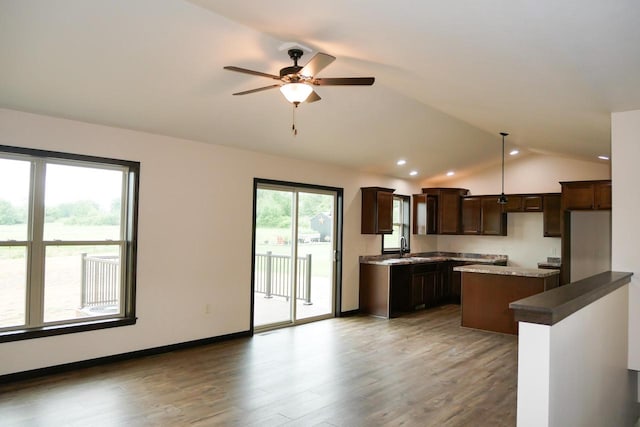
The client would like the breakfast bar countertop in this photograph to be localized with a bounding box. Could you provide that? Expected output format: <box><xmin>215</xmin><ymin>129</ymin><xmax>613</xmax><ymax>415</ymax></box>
<box><xmin>454</xmin><ymin>264</ymin><xmax>560</xmax><ymax>278</ymax></box>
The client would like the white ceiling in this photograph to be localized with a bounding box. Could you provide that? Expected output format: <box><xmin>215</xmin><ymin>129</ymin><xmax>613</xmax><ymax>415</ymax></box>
<box><xmin>1</xmin><ymin>0</ymin><xmax>639</xmax><ymax>180</ymax></box>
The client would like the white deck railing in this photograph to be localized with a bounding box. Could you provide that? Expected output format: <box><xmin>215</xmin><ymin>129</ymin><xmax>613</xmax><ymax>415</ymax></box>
<box><xmin>254</xmin><ymin>252</ymin><xmax>312</xmax><ymax>304</ymax></box>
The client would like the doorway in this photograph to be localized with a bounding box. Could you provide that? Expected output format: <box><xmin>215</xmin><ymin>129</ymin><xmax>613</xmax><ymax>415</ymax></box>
<box><xmin>251</xmin><ymin>179</ymin><xmax>342</xmax><ymax>331</ymax></box>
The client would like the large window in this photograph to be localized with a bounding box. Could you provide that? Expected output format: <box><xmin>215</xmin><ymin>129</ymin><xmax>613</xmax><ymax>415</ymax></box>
<box><xmin>0</xmin><ymin>145</ymin><xmax>139</xmax><ymax>342</ymax></box>
<box><xmin>382</xmin><ymin>195</ymin><xmax>410</xmax><ymax>253</ymax></box>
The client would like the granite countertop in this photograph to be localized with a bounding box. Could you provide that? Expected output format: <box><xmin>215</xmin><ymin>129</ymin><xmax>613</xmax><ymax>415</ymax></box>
<box><xmin>360</xmin><ymin>252</ymin><xmax>508</xmax><ymax>266</ymax></box>
<box><xmin>454</xmin><ymin>264</ymin><xmax>560</xmax><ymax>278</ymax></box>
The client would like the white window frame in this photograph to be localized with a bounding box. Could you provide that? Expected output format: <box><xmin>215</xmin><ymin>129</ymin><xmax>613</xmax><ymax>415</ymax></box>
<box><xmin>0</xmin><ymin>145</ymin><xmax>139</xmax><ymax>342</ymax></box>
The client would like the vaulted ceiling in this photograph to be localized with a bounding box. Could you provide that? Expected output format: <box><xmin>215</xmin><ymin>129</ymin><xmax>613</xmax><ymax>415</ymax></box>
<box><xmin>1</xmin><ymin>1</ymin><xmax>639</xmax><ymax>180</ymax></box>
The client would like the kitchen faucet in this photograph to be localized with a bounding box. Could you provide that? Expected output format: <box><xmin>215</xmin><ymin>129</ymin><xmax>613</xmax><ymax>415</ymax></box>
<box><xmin>399</xmin><ymin>235</ymin><xmax>409</xmax><ymax>257</ymax></box>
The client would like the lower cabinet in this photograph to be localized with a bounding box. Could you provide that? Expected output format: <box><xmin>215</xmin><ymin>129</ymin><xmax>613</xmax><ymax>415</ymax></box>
<box><xmin>410</xmin><ymin>263</ymin><xmax>446</xmax><ymax>309</ymax></box>
<box><xmin>361</xmin><ymin>260</ymin><xmax>506</xmax><ymax>317</ymax></box>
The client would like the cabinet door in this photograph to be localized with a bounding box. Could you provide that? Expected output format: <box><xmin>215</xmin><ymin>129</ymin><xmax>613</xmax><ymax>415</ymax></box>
<box><xmin>361</xmin><ymin>187</ymin><xmax>395</xmax><ymax>234</ymax></box>
<box><xmin>439</xmin><ymin>191</ymin><xmax>462</xmax><ymax>234</ymax></box>
<box><xmin>440</xmin><ymin>268</ymin><xmax>451</xmax><ymax>301</ymax></box>
<box><xmin>413</xmin><ymin>194</ymin><xmax>438</xmax><ymax>235</ymax></box>
<box><xmin>522</xmin><ymin>195</ymin><xmax>543</xmax><ymax>211</ymax></box>
<box><xmin>461</xmin><ymin>197</ymin><xmax>482</xmax><ymax>234</ymax></box>
<box><xmin>562</xmin><ymin>183</ymin><xmax>594</xmax><ymax>210</ymax></box>
<box><xmin>449</xmin><ymin>266</ymin><xmax>462</xmax><ymax>303</ymax></box>
<box><xmin>481</xmin><ymin>196</ymin><xmax>507</xmax><ymax>235</ymax></box>
<box><xmin>422</xmin><ymin>272</ymin><xmax>438</xmax><ymax>307</ymax></box>
<box><xmin>410</xmin><ymin>274</ymin><xmax>425</xmax><ymax>308</ymax></box>
<box><xmin>376</xmin><ymin>190</ymin><xmax>394</xmax><ymax>233</ymax></box>
<box><xmin>594</xmin><ymin>182</ymin><xmax>612</xmax><ymax>210</ymax></box>
<box><xmin>426</xmin><ymin>196</ymin><xmax>438</xmax><ymax>234</ymax></box>
<box><xmin>543</xmin><ymin>194</ymin><xmax>561</xmax><ymax>237</ymax></box>
<box><xmin>502</xmin><ymin>195</ymin><xmax>522</xmax><ymax>212</ymax></box>
<box><xmin>412</xmin><ymin>194</ymin><xmax>427</xmax><ymax>235</ymax></box>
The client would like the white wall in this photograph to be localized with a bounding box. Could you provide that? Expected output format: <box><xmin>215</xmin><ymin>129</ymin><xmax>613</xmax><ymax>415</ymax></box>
<box><xmin>548</xmin><ymin>286</ymin><xmax>634</xmax><ymax>426</ymax></box>
<box><xmin>612</xmin><ymin>109</ymin><xmax>640</xmax><ymax>371</ymax></box>
<box><xmin>517</xmin><ymin>285</ymin><xmax>635</xmax><ymax>426</ymax></box>
<box><xmin>0</xmin><ymin>108</ymin><xmax>426</xmax><ymax>375</ymax></box>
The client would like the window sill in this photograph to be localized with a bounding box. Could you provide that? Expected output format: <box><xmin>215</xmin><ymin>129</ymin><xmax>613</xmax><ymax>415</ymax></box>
<box><xmin>0</xmin><ymin>317</ymin><xmax>137</xmax><ymax>343</ymax></box>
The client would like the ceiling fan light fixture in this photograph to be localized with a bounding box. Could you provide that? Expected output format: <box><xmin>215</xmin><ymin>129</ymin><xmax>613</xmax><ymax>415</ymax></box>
<box><xmin>280</xmin><ymin>83</ymin><xmax>313</xmax><ymax>104</ymax></box>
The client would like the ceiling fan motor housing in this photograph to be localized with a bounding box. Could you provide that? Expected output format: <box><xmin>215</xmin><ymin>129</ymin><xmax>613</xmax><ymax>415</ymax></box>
<box><xmin>280</xmin><ymin>49</ymin><xmax>305</xmax><ymax>80</ymax></box>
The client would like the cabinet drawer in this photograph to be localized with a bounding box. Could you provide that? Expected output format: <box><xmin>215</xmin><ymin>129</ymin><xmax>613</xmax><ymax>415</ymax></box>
<box><xmin>522</xmin><ymin>195</ymin><xmax>543</xmax><ymax>211</ymax></box>
<box><xmin>411</xmin><ymin>263</ymin><xmax>439</xmax><ymax>274</ymax></box>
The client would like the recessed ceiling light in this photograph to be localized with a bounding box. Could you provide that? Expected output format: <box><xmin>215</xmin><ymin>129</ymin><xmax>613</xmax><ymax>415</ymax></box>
<box><xmin>598</xmin><ymin>155</ymin><xmax>610</xmax><ymax>160</ymax></box>
<box><xmin>409</xmin><ymin>170</ymin><xmax>418</xmax><ymax>176</ymax></box>
<box><xmin>446</xmin><ymin>171</ymin><xmax>455</xmax><ymax>176</ymax></box>
<box><xmin>397</xmin><ymin>159</ymin><xmax>407</xmax><ymax>166</ymax></box>
<box><xmin>509</xmin><ymin>149</ymin><xmax>519</xmax><ymax>156</ymax></box>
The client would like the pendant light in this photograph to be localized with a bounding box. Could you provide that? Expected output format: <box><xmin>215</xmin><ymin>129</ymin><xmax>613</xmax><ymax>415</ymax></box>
<box><xmin>498</xmin><ymin>132</ymin><xmax>509</xmax><ymax>205</ymax></box>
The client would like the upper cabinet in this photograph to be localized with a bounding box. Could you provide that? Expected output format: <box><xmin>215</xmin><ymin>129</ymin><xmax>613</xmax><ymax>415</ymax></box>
<box><xmin>594</xmin><ymin>181</ymin><xmax>612</xmax><ymax>210</ymax></box>
<box><xmin>422</xmin><ymin>188</ymin><xmax>469</xmax><ymax>235</ymax></box>
<box><xmin>482</xmin><ymin>196</ymin><xmax>508</xmax><ymax>235</ymax></box>
<box><xmin>361</xmin><ymin>187</ymin><xmax>395</xmax><ymax>234</ymax></box>
<box><xmin>461</xmin><ymin>196</ymin><xmax>507</xmax><ymax>235</ymax></box>
<box><xmin>461</xmin><ymin>197</ymin><xmax>482</xmax><ymax>234</ymax></box>
<box><xmin>543</xmin><ymin>194</ymin><xmax>561</xmax><ymax>237</ymax></box>
<box><xmin>412</xmin><ymin>193</ymin><xmax>438</xmax><ymax>235</ymax></box>
<box><xmin>561</xmin><ymin>180</ymin><xmax>612</xmax><ymax>210</ymax></box>
<box><xmin>409</xmin><ymin>188</ymin><xmax>561</xmax><ymax>237</ymax></box>
<box><xmin>502</xmin><ymin>195</ymin><xmax>543</xmax><ymax>212</ymax></box>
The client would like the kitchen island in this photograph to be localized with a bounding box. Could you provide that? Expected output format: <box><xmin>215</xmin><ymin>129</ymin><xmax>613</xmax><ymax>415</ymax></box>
<box><xmin>455</xmin><ymin>264</ymin><xmax>560</xmax><ymax>334</ymax></box>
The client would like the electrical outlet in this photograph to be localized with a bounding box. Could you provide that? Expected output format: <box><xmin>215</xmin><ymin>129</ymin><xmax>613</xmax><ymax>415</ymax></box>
<box><xmin>205</xmin><ymin>304</ymin><xmax>211</xmax><ymax>314</ymax></box>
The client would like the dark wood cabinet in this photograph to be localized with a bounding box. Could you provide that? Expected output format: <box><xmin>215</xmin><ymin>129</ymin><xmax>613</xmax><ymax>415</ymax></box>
<box><xmin>410</xmin><ymin>274</ymin><xmax>426</xmax><ymax>308</ymax></box>
<box><xmin>461</xmin><ymin>196</ymin><xmax>507</xmax><ymax>235</ymax></box>
<box><xmin>361</xmin><ymin>187</ymin><xmax>395</xmax><ymax>234</ymax></box>
<box><xmin>502</xmin><ymin>194</ymin><xmax>543</xmax><ymax>212</ymax></box>
<box><xmin>502</xmin><ymin>196</ymin><xmax>523</xmax><ymax>212</ymax></box>
<box><xmin>461</xmin><ymin>197</ymin><xmax>482</xmax><ymax>234</ymax></box>
<box><xmin>594</xmin><ymin>181</ymin><xmax>612</xmax><ymax>209</ymax></box>
<box><xmin>522</xmin><ymin>195</ymin><xmax>543</xmax><ymax>211</ymax></box>
<box><xmin>446</xmin><ymin>262</ymin><xmax>467</xmax><ymax>304</ymax></box>
<box><xmin>410</xmin><ymin>263</ymin><xmax>444</xmax><ymax>308</ymax></box>
<box><xmin>481</xmin><ymin>196</ymin><xmax>507</xmax><ymax>235</ymax></box>
<box><xmin>543</xmin><ymin>194</ymin><xmax>561</xmax><ymax>237</ymax></box>
<box><xmin>561</xmin><ymin>180</ymin><xmax>611</xmax><ymax>211</ymax></box>
<box><xmin>412</xmin><ymin>194</ymin><xmax>437</xmax><ymax>235</ymax></box>
<box><xmin>422</xmin><ymin>188</ymin><xmax>469</xmax><ymax>235</ymax></box>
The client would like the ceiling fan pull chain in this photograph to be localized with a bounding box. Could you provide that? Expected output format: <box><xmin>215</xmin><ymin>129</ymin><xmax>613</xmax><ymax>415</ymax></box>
<box><xmin>292</xmin><ymin>103</ymin><xmax>298</xmax><ymax>136</ymax></box>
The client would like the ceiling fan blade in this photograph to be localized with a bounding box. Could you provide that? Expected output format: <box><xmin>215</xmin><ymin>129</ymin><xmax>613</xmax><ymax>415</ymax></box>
<box><xmin>306</xmin><ymin>90</ymin><xmax>321</xmax><ymax>103</ymax></box>
<box><xmin>312</xmin><ymin>77</ymin><xmax>375</xmax><ymax>86</ymax></box>
<box><xmin>224</xmin><ymin>66</ymin><xmax>281</xmax><ymax>80</ymax></box>
<box><xmin>300</xmin><ymin>53</ymin><xmax>336</xmax><ymax>77</ymax></box>
<box><xmin>232</xmin><ymin>84</ymin><xmax>281</xmax><ymax>96</ymax></box>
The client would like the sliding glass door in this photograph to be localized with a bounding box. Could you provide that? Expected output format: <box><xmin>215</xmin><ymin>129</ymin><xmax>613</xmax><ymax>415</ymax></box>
<box><xmin>253</xmin><ymin>182</ymin><xmax>338</xmax><ymax>330</ymax></box>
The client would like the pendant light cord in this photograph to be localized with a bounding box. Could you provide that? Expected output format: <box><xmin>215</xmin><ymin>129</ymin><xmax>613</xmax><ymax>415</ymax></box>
<box><xmin>498</xmin><ymin>132</ymin><xmax>509</xmax><ymax>204</ymax></box>
<box><xmin>501</xmin><ymin>134</ymin><xmax>505</xmax><ymax>195</ymax></box>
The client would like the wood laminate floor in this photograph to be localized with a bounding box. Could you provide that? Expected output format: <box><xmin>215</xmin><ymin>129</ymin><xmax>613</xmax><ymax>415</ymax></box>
<box><xmin>0</xmin><ymin>305</ymin><xmax>517</xmax><ymax>426</ymax></box>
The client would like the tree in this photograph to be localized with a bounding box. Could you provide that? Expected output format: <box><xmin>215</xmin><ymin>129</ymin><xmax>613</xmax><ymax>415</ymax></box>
<box><xmin>0</xmin><ymin>199</ymin><xmax>26</xmax><ymax>225</ymax></box>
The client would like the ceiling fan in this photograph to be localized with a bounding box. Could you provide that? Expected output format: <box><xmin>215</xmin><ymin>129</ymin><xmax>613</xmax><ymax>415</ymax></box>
<box><xmin>224</xmin><ymin>49</ymin><xmax>375</xmax><ymax>105</ymax></box>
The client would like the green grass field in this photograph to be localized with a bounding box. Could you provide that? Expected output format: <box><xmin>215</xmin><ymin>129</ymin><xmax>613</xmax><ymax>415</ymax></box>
<box><xmin>254</xmin><ymin>227</ymin><xmax>333</xmax><ymax>278</ymax></box>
